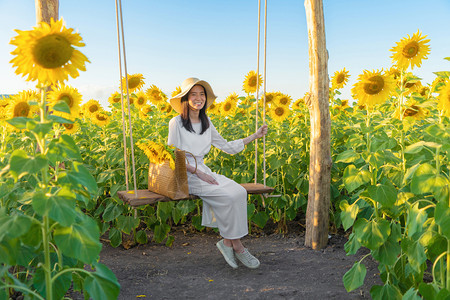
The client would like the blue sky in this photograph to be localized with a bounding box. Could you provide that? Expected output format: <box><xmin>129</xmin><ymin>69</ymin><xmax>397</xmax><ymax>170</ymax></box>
<box><xmin>1</xmin><ymin>0</ymin><xmax>449</xmax><ymax>109</ymax></box>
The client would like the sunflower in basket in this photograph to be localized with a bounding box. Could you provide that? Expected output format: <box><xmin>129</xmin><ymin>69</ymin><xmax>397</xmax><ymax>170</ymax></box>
<box><xmin>137</xmin><ymin>140</ymin><xmax>176</xmax><ymax>170</ymax></box>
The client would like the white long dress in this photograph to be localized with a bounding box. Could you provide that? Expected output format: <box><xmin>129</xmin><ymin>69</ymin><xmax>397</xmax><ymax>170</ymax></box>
<box><xmin>168</xmin><ymin>115</ymin><xmax>248</xmax><ymax>239</ymax></box>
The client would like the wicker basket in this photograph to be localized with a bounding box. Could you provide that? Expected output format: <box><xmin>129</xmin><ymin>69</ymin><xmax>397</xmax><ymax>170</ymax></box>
<box><xmin>148</xmin><ymin>149</ymin><xmax>195</xmax><ymax>200</ymax></box>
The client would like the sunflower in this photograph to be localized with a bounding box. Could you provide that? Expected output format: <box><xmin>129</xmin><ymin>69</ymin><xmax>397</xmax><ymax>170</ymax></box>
<box><xmin>108</xmin><ymin>92</ymin><xmax>122</xmax><ymax>106</ymax></box>
<box><xmin>432</xmin><ymin>76</ymin><xmax>447</xmax><ymax>93</ymax></box>
<box><xmin>134</xmin><ymin>91</ymin><xmax>148</xmax><ymax>108</ymax></box>
<box><xmin>438</xmin><ymin>80</ymin><xmax>450</xmax><ymax>117</ymax></box>
<box><xmin>137</xmin><ymin>140</ymin><xmax>175</xmax><ymax>170</ymax></box>
<box><xmin>47</xmin><ymin>84</ymin><xmax>82</xmax><ymax>117</ymax></box>
<box><xmin>243</xmin><ymin>70</ymin><xmax>263</xmax><ymax>94</ymax></box>
<box><xmin>292</xmin><ymin>98</ymin><xmax>305</xmax><ymax>110</ymax></box>
<box><xmin>207</xmin><ymin>102</ymin><xmax>219</xmax><ymax>115</ymax></box>
<box><xmin>9</xmin><ymin>18</ymin><xmax>89</xmax><ymax>85</ymax></box>
<box><xmin>121</xmin><ymin>73</ymin><xmax>145</xmax><ymax>92</ymax></box>
<box><xmin>270</xmin><ymin>105</ymin><xmax>290</xmax><ymax>122</ymax></box>
<box><xmin>0</xmin><ymin>106</ymin><xmax>8</xmax><ymax>121</ymax></box>
<box><xmin>82</xmin><ymin>99</ymin><xmax>102</xmax><ymax>116</ymax></box>
<box><xmin>5</xmin><ymin>93</ymin><xmax>33</xmax><ymax>119</ymax></box>
<box><xmin>221</xmin><ymin>93</ymin><xmax>239</xmax><ymax>116</ymax></box>
<box><xmin>386</xmin><ymin>67</ymin><xmax>401</xmax><ymax>80</ymax></box>
<box><xmin>390</xmin><ymin>30</ymin><xmax>430</xmax><ymax>70</ymax></box>
<box><xmin>139</xmin><ymin>105</ymin><xmax>153</xmax><ymax>118</ymax></box>
<box><xmin>274</xmin><ymin>93</ymin><xmax>292</xmax><ymax>107</ymax></box>
<box><xmin>146</xmin><ymin>85</ymin><xmax>166</xmax><ymax>106</ymax></box>
<box><xmin>331</xmin><ymin>68</ymin><xmax>350</xmax><ymax>89</ymax></box>
<box><xmin>91</xmin><ymin>110</ymin><xmax>109</xmax><ymax>127</ymax></box>
<box><xmin>351</xmin><ymin>69</ymin><xmax>395</xmax><ymax>108</ymax></box>
<box><xmin>62</xmin><ymin>121</ymin><xmax>80</xmax><ymax>134</ymax></box>
<box><xmin>393</xmin><ymin>99</ymin><xmax>428</xmax><ymax>120</ymax></box>
<box><xmin>171</xmin><ymin>86</ymin><xmax>182</xmax><ymax>97</ymax></box>
<box><xmin>0</xmin><ymin>97</ymin><xmax>10</xmax><ymax>108</ymax></box>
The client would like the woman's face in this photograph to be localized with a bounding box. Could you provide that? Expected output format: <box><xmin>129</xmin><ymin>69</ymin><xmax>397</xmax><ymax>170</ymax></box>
<box><xmin>188</xmin><ymin>85</ymin><xmax>206</xmax><ymax>111</ymax></box>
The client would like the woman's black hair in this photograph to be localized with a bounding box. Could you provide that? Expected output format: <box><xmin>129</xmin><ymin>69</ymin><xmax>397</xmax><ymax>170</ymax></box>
<box><xmin>180</xmin><ymin>84</ymin><xmax>210</xmax><ymax>134</ymax></box>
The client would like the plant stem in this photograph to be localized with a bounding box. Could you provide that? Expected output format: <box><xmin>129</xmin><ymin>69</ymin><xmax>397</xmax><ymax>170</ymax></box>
<box><xmin>42</xmin><ymin>216</ymin><xmax>52</xmax><ymax>300</ymax></box>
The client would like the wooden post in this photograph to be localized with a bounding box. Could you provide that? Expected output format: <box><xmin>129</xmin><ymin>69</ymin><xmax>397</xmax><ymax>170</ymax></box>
<box><xmin>35</xmin><ymin>0</ymin><xmax>59</xmax><ymax>24</ymax></box>
<box><xmin>304</xmin><ymin>0</ymin><xmax>332</xmax><ymax>250</ymax></box>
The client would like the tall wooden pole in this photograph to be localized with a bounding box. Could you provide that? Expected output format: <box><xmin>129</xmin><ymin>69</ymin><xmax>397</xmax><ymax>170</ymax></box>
<box><xmin>35</xmin><ymin>0</ymin><xmax>59</xmax><ymax>24</ymax></box>
<box><xmin>304</xmin><ymin>0</ymin><xmax>332</xmax><ymax>250</ymax></box>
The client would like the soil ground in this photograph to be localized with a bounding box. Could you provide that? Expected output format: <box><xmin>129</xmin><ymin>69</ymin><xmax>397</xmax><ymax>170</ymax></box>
<box><xmin>69</xmin><ymin>223</ymin><xmax>381</xmax><ymax>300</ymax></box>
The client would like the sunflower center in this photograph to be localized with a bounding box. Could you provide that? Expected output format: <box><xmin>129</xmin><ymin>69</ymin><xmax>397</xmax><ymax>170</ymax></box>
<box><xmin>279</xmin><ymin>97</ymin><xmax>289</xmax><ymax>105</ymax></box>
<box><xmin>59</xmin><ymin>94</ymin><xmax>74</xmax><ymax>108</ymax></box>
<box><xmin>96</xmin><ymin>114</ymin><xmax>107</xmax><ymax>121</ymax></box>
<box><xmin>63</xmin><ymin>123</ymin><xmax>74</xmax><ymax>130</ymax></box>
<box><xmin>275</xmin><ymin>107</ymin><xmax>285</xmax><ymax>116</ymax></box>
<box><xmin>89</xmin><ymin>105</ymin><xmax>99</xmax><ymax>113</ymax></box>
<box><xmin>14</xmin><ymin>102</ymin><xmax>30</xmax><ymax>117</ymax></box>
<box><xmin>363</xmin><ymin>76</ymin><xmax>385</xmax><ymax>95</ymax></box>
<box><xmin>128</xmin><ymin>77</ymin><xmax>141</xmax><ymax>89</ymax></box>
<box><xmin>224</xmin><ymin>102</ymin><xmax>232</xmax><ymax>111</ymax></box>
<box><xmin>32</xmin><ymin>34</ymin><xmax>74</xmax><ymax>69</ymax></box>
<box><xmin>249</xmin><ymin>76</ymin><xmax>257</xmax><ymax>87</ymax></box>
<box><xmin>404</xmin><ymin>105</ymin><xmax>419</xmax><ymax>117</ymax></box>
<box><xmin>337</xmin><ymin>73</ymin><xmax>346</xmax><ymax>84</ymax></box>
<box><xmin>138</xmin><ymin>97</ymin><xmax>145</xmax><ymax>105</ymax></box>
<box><xmin>402</xmin><ymin>41</ymin><xmax>419</xmax><ymax>58</ymax></box>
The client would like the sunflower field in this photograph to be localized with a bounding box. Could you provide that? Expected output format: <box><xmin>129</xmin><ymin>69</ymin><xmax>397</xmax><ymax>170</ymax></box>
<box><xmin>0</xmin><ymin>18</ymin><xmax>450</xmax><ymax>300</ymax></box>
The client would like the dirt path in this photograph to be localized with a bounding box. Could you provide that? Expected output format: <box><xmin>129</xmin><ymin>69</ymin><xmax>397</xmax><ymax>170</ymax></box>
<box><xmin>70</xmin><ymin>228</ymin><xmax>380</xmax><ymax>299</ymax></box>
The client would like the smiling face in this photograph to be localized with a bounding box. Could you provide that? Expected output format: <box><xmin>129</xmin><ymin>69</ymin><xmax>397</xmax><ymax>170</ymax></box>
<box><xmin>187</xmin><ymin>85</ymin><xmax>206</xmax><ymax>111</ymax></box>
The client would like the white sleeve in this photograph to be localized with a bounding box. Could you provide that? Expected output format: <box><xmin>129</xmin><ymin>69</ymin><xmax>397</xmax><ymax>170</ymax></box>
<box><xmin>210</xmin><ymin>121</ymin><xmax>244</xmax><ymax>155</ymax></box>
<box><xmin>167</xmin><ymin>117</ymin><xmax>180</xmax><ymax>148</ymax></box>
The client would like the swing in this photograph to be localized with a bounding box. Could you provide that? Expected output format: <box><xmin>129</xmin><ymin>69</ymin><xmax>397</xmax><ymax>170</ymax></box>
<box><xmin>115</xmin><ymin>0</ymin><xmax>276</xmax><ymax>207</ymax></box>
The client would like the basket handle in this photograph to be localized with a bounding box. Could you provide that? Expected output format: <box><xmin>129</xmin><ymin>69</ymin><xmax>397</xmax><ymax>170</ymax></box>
<box><xmin>183</xmin><ymin>150</ymin><xmax>198</xmax><ymax>174</ymax></box>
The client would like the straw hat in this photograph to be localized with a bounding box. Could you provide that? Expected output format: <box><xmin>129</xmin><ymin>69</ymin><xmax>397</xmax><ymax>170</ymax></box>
<box><xmin>169</xmin><ymin>77</ymin><xmax>217</xmax><ymax>114</ymax></box>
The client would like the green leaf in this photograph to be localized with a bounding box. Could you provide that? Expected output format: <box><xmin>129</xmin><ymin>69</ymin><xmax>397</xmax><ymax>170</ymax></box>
<box><xmin>32</xmin><ymin>191</ymin><xmax>76</xmax><ymax>227</ymax></box>
<box><xmin>339</xmin><ymin>200</ymin><xmax>359</xmax><ymax>231</ymax></box>
<box><xmin>403</xmin><ymin>238</ymin><xmax>427</xmax><ymax>274</ymax></box>
<box><xmin>60</xmin><ymin>162</ymin><xmax>98</xmax><ymax>195</ymax></box>
<box><xmin>84</xmin><ymin>262</ymin><xmax>120</xmax><ymax>300</ymax></box>
<box><xmin>343</xmin><ymin>261</ymin><xmax>366</xmax><ymax>292</ymax></box>
<box><xmin>370</xmin><ymin>284</ymin><xmax>402</xmax><ymax>300</ymax></box>
<box><xmin>252</xmin><ymin>211</ymin><xmax>269</xmax><ymax>228</ymax></box>
<box><xmin>136</xmin><ymin>230</ymin><xmax>148</xmax><ymax>244</ymax></box>
<box><xmin>9</xmin><ymin>150</ymin><xmax>48</xmax><ymax>180</ymax></box>
<box><xmin>6</xmin><ymin>117</ymin><xmax>32</xmax><ymax>130</ymax></box>
<box><xmin>335</xmin><ymin>149</ymin><xmax>360</xmax><ymax>163</ymax></box>
<box><xmin>367</xmin><ymin>151</ymin><xmax>385</xmax><ymax>170</ymax></box>
<box><xmin>27</xmin><ymin>121</ymin><xmax>53</xmax><ymax>139</ymax></box>
<box><xmin>33</xmin><ymin>268</ymin><xmax>72</xmax><ymax>300</ymax></box>
<box><xmin>153</xmin><ymin>223</ymin><xmax>171</xmax><ymax>243</ymax></box>
<box><xmin>0</xmin><ymin>214</ymin><xmax>32</xmax><ymax>240</ymax></box>
<box><xmin>116</xmin><ymin>215</ymin><xmax>140</xmax><ymax>235</ymax></box>
<box><xmin>344</xmin><ymin>232</ymin><xmax>361</xmax><ymax>255</ymax></box>
<box><xmin>48</xmin><ymin>114</ymin><xmax>74</xmax><ymax>124</ymax></box>
<box><xmin>343</xmin><ymin>165</ymin><xmax>371</xmax><ymax>193</ymax></box>
<box><xmin>402</xmin><ymin>288</ymin><xmax>421</xmax><ymax>300</ymax></box>
<box><xmin>109</xmin><ymin>227</ymin><xmax>122</xmax><ymax>248</ymax></box>
<box><xmin>371</xmin><ymin>233</ymin><xmax>401</xmax><ymax>265</ymax></box>
<box><xmin>367</xmin><ymin>183</ymin><xmax>397</xmax><ymax>208</ymax></box>
<box><xmin>411</xmin><ymin>163</ymin><xmax>449</xmax><ymax>199</ymax></box>
<box><xmin>102</xmin><ymin>202</ymin><xmax>123</xmax><ymax>222</ymax></box>
<box><xmin>52</xmin><ymin>100</ymin><xmax>71</xmax><ymax>114</ymax></box>
<box><xmin>176</xmin><ymin>200</ymin><xmax>196</xmax><ymax>215</ymax></box>
<box><xmin>435</xmin><ymin>200</ymin><xmax>450</xmax><ymax>239</ymax></box>
<box><xmin>166</xmin><ymin>235</ymin><xmax>175</xmax><ymax>247</ymax></box>
<box><xmin>354</xmin><ymin>218</ymin><xmax>390</xmax><ymax>251</ymax></box>
<box><xmin>54</xmin><ymin>214</ymin><xmax>102</xmax><ymax>264</ymax></box>
<box><xmin>47</xmin><ymin>134</ymin><xmax>82</xmax><ymax>164</ymax></box>
<box><xmin>157</xmin><ymin>202</ymin><xmax>174</xmax><ymax>223</ymax></box>
<box><xmin>418</xmin><ymin>282</ymin><xmax>439</xmax><ymax>300</ymax></box>
<box><xmin>406</xmin><ymin>202</ymin><xmax>427</xmax><ymax>237</ymax></box>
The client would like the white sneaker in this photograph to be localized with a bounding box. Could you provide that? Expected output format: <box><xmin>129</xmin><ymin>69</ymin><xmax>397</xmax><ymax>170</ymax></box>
<box><xmin>235</xmin><ymin>248</ymin><xmax>260</xmax><ymax>269</ymax></box>
<box><xmin>216</xmin><ymin>239</ymin><xmax>238</xmax><ymax>269</ymax></box>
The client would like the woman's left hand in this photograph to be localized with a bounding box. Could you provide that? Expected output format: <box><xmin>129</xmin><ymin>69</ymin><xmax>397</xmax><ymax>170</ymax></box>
<box><xmin>255</xmin><ymin>124</ymin><xmax>268</xmax><ymax>139</ymax></box>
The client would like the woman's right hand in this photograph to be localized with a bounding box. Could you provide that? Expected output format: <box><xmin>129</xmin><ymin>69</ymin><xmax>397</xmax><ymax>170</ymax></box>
<box><xmin>195</xmin><ymin>170</ymin><xmax>219</xmax><ymax>185</ymax></box>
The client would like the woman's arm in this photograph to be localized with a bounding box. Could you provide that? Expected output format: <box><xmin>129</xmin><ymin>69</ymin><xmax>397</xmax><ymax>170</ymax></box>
<box><xmin>243</xmin><ymin>124</ymin><xmax>268</xmax><ymax>145</ymax></box>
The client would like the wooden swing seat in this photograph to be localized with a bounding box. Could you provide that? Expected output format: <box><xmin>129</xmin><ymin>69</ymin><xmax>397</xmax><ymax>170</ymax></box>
<box><xmin>118</xmin><ymin>183</ymin><xmax>274</xmax><ymax>207</ymax></box>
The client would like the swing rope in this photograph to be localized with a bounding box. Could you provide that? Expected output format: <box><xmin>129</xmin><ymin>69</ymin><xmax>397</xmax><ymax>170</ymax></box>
<box><xmin>115</xmin><ymin>0</ymin><xmax>138</xmax><ymax>197</ymax></box>
<box><xmin>254</xmin><ymin>0</ymin><xmax>268</xmax><ymax>186</ymax></box>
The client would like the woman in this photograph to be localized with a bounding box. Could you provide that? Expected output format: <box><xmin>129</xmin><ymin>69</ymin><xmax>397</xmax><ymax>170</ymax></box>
<box><xmin>168</xmin><ymin>77</ymin><xmax>268</xmax><ymax>269</ymax></box>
